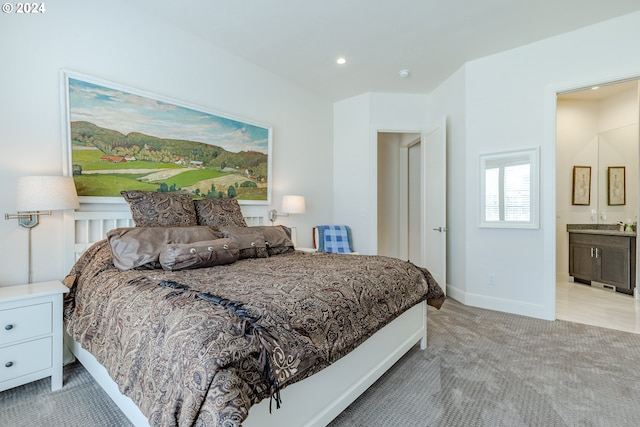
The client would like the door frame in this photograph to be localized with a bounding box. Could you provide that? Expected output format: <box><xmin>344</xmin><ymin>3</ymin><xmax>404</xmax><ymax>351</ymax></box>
<box><xmin>400</xmin><ymin>135</ymin><xmax>422</xmax><ymax>262</ymax></box>
<box><xmin>374</xmin><ymin>128</ymin><xmax>422</xmax><ymax>260</ymax></box>
<box><xmin>372</xmin><ymin>121</ymin><xmax>446</xmax><ymax>284</ymax></box>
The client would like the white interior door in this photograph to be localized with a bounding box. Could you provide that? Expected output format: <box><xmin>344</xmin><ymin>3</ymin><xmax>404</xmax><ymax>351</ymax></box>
<box><xmin>423</xmin><ymin>117</ymin><xmax>447</xmax><ymax>292</ymax></box>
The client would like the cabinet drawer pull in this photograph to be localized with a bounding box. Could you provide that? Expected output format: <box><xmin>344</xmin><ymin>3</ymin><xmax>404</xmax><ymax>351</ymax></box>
<box><xmin>4</xmin><ymin>324</ymin><xmax>14</xmax><ymax>330</ymax></box>
<box><xmin>5</xmin><ymin>361</ymin><xmax>14</xmax><ymax>368</ymax></box>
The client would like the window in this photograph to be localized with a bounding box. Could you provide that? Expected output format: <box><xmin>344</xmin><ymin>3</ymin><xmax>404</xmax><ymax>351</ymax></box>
<box><xmin>480</xmin><ymin>147</ymin><xmax>539</xmax><ymax>228</ymax></box>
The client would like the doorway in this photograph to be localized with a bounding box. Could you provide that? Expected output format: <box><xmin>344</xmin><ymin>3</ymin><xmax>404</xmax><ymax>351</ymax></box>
<box><xmin>375</xmin><ymin>119</ymin><xmax>447</xmax><ymax>289</ymax></box>
<box><xmin>377</xmin><ymin>131</ymin><xmax>421</xmax><ymax>261</ymax></box>
<box><xmin>555</xmin><ymin>79</ymin><xmax>640</xmax><ymax>332</ymax></box>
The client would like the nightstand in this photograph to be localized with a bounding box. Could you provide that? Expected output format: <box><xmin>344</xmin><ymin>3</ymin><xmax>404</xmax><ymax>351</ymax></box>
<box><xmin>0</xmin><ymin>281</ymin><xmax>69</xmax><ymax>392</ymax></box>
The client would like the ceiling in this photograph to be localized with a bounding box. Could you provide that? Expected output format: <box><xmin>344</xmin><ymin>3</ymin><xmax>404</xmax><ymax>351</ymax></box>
<box><xmin>558</xmin><ymin>79</ymin><xmax>639</xmax><ymax>101</ymax></box>
<box><xmin>134</xmin><ymin>0</ymin><xmax>640</xmax><ymax>102</ymax></box>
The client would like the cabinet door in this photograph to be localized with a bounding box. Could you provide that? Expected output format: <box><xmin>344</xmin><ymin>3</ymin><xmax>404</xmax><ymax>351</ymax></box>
<box><xmin>597</xmin><ymin>246</ymin><xmax>630</xmax><ymax>289</ymax></box>
<box><xmin>569</xmin><ymin>242</ymin><xmax>594</xmax><ymax>282</ymax></box>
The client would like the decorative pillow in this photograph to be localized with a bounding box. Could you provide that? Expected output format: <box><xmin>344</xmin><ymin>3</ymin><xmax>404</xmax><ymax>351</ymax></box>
<box><xmin>107</xmin><ymin>226</ymin><xmax>223</xmax><ymax>270</ymax></box>
<box><xmin>219</xmin><ymin>226</ymin><xmax>269</xmax><ymax>259</ymax></box>
<box><xmin>194</xmin><ymin>198</ymin><xmax>247</xmax><ymax>228</ymax></box>
<box><xmin>121</xmin><ymin>190</ymin><xmax>198</xmax><ymax>227</ymax></box>
<box><xmin>248</xmin><ymin>226</ymin><xmax>295</xmax><ymax>256</ymax></box>
<box><xmin>159</xmin><ymin>238</ymin><xmax>239</xmax><ymax>271</ymax></box>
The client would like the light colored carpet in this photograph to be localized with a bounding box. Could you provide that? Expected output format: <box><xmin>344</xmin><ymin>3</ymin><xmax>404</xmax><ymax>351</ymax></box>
<box><xmin>3</xmin><ymin>298</ymin><xmax>640</xmax><ymax>426</ymax></box>
<box><xmin>0</xmin><ymin>361</ymin><xmax>133</xmax><ymax>427</ymax></box>
<box><xmin>330</xmin><ymin>298</ymin><xmax>640</xmax><ymax>427</ymax></box>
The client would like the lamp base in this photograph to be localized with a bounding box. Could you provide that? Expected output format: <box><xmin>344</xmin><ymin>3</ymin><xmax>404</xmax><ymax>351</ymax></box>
<box><xmin>4</xmin><ymin>211</ymin><xmax>51</xmax><ymax>283</ymax></box>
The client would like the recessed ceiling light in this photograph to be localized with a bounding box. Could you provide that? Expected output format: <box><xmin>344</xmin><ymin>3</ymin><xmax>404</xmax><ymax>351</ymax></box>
<box><xmin>399</xmin><ymin>69</ymin><xmax>410</xmax><ymax>78</ymax></box>
<box><xmin>337</xmin><ymin>57</ymin><xmax>346</xmax><ymax>65</ymax></box>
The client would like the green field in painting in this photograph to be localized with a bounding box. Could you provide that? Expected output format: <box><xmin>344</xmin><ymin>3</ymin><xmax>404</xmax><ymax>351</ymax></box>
<box><xmin>74</xmin><ymin>174</ymin><xmax>158</xmax><ymax>197</ymax></box>
<box><xmin>72</xmin><ymin>148</ymin><xmax>267</xmax><ymax>200</ymax></box>
<box><xmin>151</xmin><ymin>169</ymin><xmax>227</xmax><ymax>187</ymax></box>
<box><xmin>75</xmin><ymin>174</ymin><xmax>267</xmax><ymax>199</ymax></box>
<box><xmin>72</xmin><ymin>149</ymin><xmax>182</xmax><ymax>171</ymax></box>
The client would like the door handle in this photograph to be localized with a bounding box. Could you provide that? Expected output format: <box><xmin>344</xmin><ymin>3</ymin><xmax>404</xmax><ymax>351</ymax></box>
<box><xmin>432</xmin><ymin>227</ymin><xmax>447</xmax><ymax>232</ymax></box>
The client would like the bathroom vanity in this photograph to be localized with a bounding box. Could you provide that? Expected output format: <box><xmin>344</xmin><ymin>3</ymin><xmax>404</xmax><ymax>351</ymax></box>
<box><xmin>568</xmin><ymin>225</ymin><xmax>636</xmax><ymax>294</ymax></box>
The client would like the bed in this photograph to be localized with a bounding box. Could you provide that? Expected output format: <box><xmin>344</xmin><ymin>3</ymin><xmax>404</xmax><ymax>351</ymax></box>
<box><xmin>61</xmin><ymin>194</ymin><xmax>444</xmax><ymax>427</ymax></box>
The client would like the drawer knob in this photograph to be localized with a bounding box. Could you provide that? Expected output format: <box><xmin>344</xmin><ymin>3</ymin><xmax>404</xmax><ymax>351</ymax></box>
<box><xmin>5</xmin><ymin>361</ymin><xmax>13</xmax><ymax>368</ymax></box>
<box><xmin>4</xmin><ymin>324</ymin><xmax>14</xmax><ymax>331</ymax></box>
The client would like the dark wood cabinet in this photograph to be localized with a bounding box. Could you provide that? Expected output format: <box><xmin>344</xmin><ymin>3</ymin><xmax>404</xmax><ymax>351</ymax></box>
<box><xmin>569</xmin><ymin>232</ymin><xmax>636</xmax><ymax>294</ymax></box>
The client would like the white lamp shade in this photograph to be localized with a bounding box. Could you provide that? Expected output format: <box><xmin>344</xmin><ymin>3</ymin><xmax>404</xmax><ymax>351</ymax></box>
<box><xmin>281</xmin><ymin>195</ymin><xmax>305</xmax><ymax>214</ymax></box>
<box><xmin>16</xmin><ymin>176</ymin><xmax>80</xmax><ymax>212</ymax></box>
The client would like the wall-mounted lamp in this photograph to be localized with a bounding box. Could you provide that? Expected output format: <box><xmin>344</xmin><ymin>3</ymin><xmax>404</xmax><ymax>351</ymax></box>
<box><xmin>5</xmin><ymin>176</ymin><xmax>80</xmax><ymax>283</ymax></box>
<box><xmin>268</xmin><ymin>195</ymin><xmax>306</xmax><ymax>224</ymax></box>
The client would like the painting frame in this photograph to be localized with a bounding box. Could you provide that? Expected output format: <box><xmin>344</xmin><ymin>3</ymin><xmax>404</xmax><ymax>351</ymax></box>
<box><xmin>60</xmin><ymin>70</ymin><xmax>272</xmax><ymax>205</ymax></box>
<box><xmin>572</xmin><ymin>166</ymin><xmax>591</xmax><ymax>206</ymax></box>
<box><xmin>608</xmin><ymin>166</ymin><xmax>626</xmax><ymax>206</ymax></box>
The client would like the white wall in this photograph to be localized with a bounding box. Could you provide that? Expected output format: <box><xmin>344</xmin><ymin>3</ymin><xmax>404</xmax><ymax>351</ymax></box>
<box><xmin>333</xmin><ymin>11</ymin><xmax>640</xmax><ymax>319</ymax></box>
<box><xmin>333</xmin><ymin>94</ymin><xmax>373</xmax><ymax>253</ymax></box>
<box><xmin>457</xmin><ymin>11</ymin><xmax>640</xmax><ymax>319</ymax></box>
<box><xmin>333</xmin><ymin>93</ymin><xmax>429</xmax><ymax>255</ymax></box>
<box><xmin>0</xmin><ymin>0</ymin><xmax>333</xmax><ymax>285</ymax></box>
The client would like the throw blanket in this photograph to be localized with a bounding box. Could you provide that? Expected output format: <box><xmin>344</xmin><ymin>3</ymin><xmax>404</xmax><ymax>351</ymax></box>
<box><xmin>64</xmin><ymin>240</ymin><xmax>444</xmax><ymax>426</ymax></box>
<box><xmin>316</xmin><ymin>225</ymin><xmax>353</xmax><ymax>253</ymax></box>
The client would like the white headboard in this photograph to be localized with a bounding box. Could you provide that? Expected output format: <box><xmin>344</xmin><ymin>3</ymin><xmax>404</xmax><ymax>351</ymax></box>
<box><xmin>64</xmin><ymin>209</ymin><xmax>266</xmax><ymax>271</ymax></box>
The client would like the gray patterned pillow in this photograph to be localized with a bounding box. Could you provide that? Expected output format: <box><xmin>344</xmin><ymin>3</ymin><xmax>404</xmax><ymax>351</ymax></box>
<box><xmin>219</xmin><ymin>226</ymin><xmax>268</xmax><ymax>259</ymax></box>
<box><xmin>159</xmin><ymin>238</ymin><xmax>239</xmax><ymax>271</ymax></box>
<box><xmin>249</xmin><ymin>225</ymin><xmax>295</xmax><ymax>256</ymax></box>
<box><xmin>194</xmin><ymin>198</ymin><xmax>247</xmax><ymax>228</ymax></box>
<box><xmin>107</xmin><ymin>226</ymin><xmax>223</xmax><ymax>270</ymax></box>
<box><xmin>121</xmin><ymin>190</ymin><xmax>198</xmax><ymax>227</ymax></box>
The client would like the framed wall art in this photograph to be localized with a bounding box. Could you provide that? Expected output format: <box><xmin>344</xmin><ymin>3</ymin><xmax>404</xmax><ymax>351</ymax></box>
<box><xmin>572</xmin><ymin>166</ymin><xmax>591</xmax><ymax>206</ymax></box>
<box><xmin>608</xmin><ymin>166</ymin><xmax>625</xmax><ymax>206</ymax></box>
<box><xmin>61</xmin><ymin>70</ymin><xmax>272</xmax><ymax>204</ymax></box>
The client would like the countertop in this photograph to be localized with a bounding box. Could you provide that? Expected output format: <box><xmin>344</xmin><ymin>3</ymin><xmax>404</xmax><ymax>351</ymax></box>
<box><xmin>567</xmin><ymin>224</ymin><xmax>636</xmax><ymax>237</ymax></box>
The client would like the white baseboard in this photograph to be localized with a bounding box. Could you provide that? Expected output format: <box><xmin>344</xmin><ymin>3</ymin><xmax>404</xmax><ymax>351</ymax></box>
<box><xmin>446</xmin><ymin>284</ymin><xmax>552</xmax><ymax>320</ymax></box>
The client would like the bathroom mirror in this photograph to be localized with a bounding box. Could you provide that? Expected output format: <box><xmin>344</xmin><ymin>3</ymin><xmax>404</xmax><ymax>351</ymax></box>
<box><xmin>597</xmin><ymin>124</ymin><xmax>638</xmax><ymax>224</ymax></box>
<box><xmin>479</xmin><ymin>147</ymin><xmax>540</xmax><ymax>229</ymax></box>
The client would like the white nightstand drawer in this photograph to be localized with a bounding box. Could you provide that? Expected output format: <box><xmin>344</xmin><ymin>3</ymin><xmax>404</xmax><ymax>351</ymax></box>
<box><xmin>0</xmin><ymin>302</ymin><xmax>53</xmax><ymax>345</ymax></box>
<box><xmin>0</xmin><ymin>281</ymin><xmax>67</xmax><ymax>392</ymax></box>
<box><xmin>0</xmin><ymin>336</ymin><xmax>53</xmax><ymax>383</ymax></box>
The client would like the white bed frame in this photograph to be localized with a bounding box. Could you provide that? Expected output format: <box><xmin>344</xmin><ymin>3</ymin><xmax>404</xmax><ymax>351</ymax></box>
<box><xmin>63</xmin><ymin>210</ymin><xmax>428</xmax><ymax>427</ymax></box>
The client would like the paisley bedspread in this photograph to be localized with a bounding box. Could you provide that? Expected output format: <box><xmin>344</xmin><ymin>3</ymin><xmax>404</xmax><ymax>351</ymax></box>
<box><xmin>63</xmin><ymin>240</ymin><xmax>444</xmax><ymax>426</ymax></box>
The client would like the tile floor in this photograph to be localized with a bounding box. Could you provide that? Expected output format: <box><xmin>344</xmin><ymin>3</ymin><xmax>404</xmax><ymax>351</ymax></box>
<box><xmin>556</xmin><ymin>281</ymin><xmax>640</xmax><ymax>334</ymax></box>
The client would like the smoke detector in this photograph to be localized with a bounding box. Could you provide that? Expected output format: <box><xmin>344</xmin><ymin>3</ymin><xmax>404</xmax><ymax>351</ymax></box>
<box><xmin>399</xmin><ymin>69</ymin><xmax>411</xmax><ymax>78</ymax></box>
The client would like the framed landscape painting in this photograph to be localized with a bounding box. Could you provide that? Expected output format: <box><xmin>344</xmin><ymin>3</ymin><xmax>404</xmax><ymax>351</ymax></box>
<box><xmin>61</xmin><ymin>70</ymin><xmax>272</xmax><ymax>204</ymax></box>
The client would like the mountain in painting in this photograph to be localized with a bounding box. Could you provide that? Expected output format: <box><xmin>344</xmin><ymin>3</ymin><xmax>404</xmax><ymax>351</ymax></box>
<box><xmin>70</xmin><ymin>121</ymin><xmax>268</xmax><ymax>182</ymax></box>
